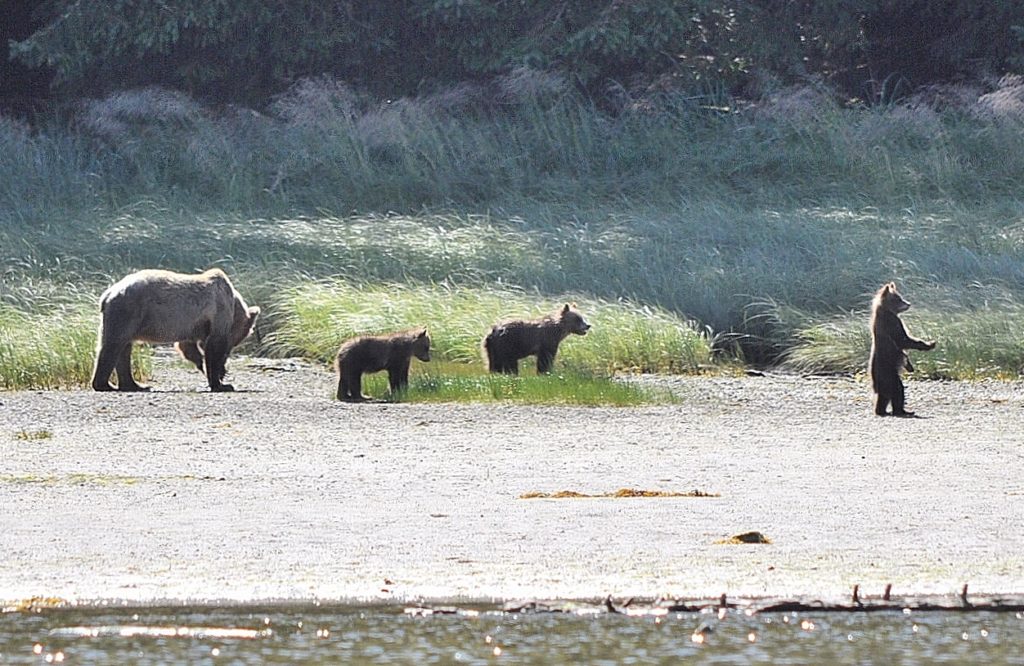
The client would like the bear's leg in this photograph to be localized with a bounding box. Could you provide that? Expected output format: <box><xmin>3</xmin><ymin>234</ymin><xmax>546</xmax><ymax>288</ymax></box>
<box><xmin>91</xmin><ymin>342</ymin><xmax>120</xmax><ymax>391</ymax></box>
<box><xmin>337</xmin><ymin>371</ymin><xmax>349</xmax><ymax>401</ymax></box>
<box><xmin>891</xmin><ymin>378</ymin><xmax>913</xmax><ymax>416</ymax></box>
<box><xmin>203</xmin><ymin>335</ymin><xmax>234</xmax><ymax>392</ymax></box>
<box><xmin>388</xmin><ymin>360</ymin><xmax>411</xmax><ymax>396</ymax></box>
<box><xmin>176</xmin><ymin>341</ymin><xmax>205</xmax><ymax>372</ymax></box>
<box><xmin>874</xmin><ymin>392</ymin><xmax>890</xmax><ymax>416</ymax></box>
<box><xmin>536</xmin><ymin>348</ymin><xmax>556</xmax><ymax>374</ymax></box>
<box><xmin>347</xmin><ymin>370</ymin><xmax>367</xmax><ymax>401</ymax></box>
<box><xmin>115</xmin><ymin>342</ymin><xmax>150</xmax><ymax>392</ymax></box>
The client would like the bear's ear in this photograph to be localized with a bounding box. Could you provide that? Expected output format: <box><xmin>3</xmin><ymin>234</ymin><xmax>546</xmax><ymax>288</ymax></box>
<box><xmin>562</xmin><ymin>303</ymin><xmax>571</xmax><ymax>313</ymax></box>
<box><xmin>248</xmin><ymin>306</ymin><xmax>261</xmax><ymax>319</ymax></box>
<box><xmin>417</xmin><ymin>328</ymin><xmax>427</xmax><ymax>338</ymax></box>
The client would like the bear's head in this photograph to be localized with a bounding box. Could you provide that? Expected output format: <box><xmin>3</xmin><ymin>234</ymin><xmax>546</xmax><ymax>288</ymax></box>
<box><xmin>230</xmin><ymin>302</ymin><xmax>262</xmax><ymax>348</ymax></box>
<box><xmin>875</xmin><ymin>282</ymin><xmax>910</xmax><ymax>314</ymax></box>
<box><xmin>412</xmin><ymin>328</ymin><xmax>431</xmax><ymax>362</ymax></box>
<box><xmin>559</xmin><ymin>303</ymin><xmax>591</xmax><ymax>335</ymax></box>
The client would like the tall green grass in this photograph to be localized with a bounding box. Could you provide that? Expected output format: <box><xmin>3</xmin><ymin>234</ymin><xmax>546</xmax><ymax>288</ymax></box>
<box><xmin>0</xmin><ymin>301</ymin><xmax>152</xmax><ymax>389</ymax></box>
<box><xmin>781</xmin><ymin>288</ymin><xmax>1024</xmax><ymax>379</ymax></box>
<box><xmin>3</xmin><ymin>80</ymin><xmax>1024</xmax><ymax>384</ymax></box>
<box><xmin>8</xmin><ymin>81</ymin><xmax>1024</xmax><ymax>218</ymax></box>
<box><xmin>267</xmin><ymin>281</ymin><xmax>712</xmax><ymax>374</ymax></box>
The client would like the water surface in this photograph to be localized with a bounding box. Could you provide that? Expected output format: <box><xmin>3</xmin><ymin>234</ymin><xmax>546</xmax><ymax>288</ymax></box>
<box><xmin>1</xmin><ymin>605</ymin><xmax>1022</xmax><ymax>664</ymax></box>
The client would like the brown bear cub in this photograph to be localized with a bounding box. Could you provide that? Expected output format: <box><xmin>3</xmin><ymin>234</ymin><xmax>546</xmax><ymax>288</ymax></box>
<box><xmin>484</xmin><ymin>303</ymin><xmax>591</xmax><ymax>375</ymax></box>
<box><xmin>335</xmin><ymin>329</ymin><xmax>431</xmax><ymax>401</ymax></box>
<box><xmin>91</xmin><ymin>268</ymin><xmax>260</xmax><ymax>392</ymax></box>
<box><xmin>869</xmin><ymin>282</ymin><xmax>936</xmax><ymax>416</ymax></box>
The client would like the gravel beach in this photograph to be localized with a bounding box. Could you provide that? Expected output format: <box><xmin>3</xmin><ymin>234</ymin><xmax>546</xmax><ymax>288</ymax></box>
<box><xmin>2</xmin><ymin>354</ymin><xmax>1023</xmax><ymax>605</ymax></box>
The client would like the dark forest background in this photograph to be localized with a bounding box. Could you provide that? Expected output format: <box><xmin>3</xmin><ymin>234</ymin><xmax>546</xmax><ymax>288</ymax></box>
<box><xmin>4</xmin><ymin>0</ymin><xmax>1024</xmax><ymax>111</ymax></box>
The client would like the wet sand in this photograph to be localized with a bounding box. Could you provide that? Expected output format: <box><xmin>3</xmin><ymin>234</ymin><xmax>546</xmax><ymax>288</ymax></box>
<box><xmin>2</xmin><ymin>354</ymin><xmax>1023</xmax><ymax>605</ymax></box>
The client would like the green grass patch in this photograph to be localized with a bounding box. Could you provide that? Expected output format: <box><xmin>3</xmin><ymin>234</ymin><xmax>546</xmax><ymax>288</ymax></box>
<box><xmin>409</xmin><ymin>360</ymin><xmax>679</xmax><ymax>401</ymax></box>
<box><xmin>0</xmin><ymin>278</ymin><xmax>708</xmax><ymax>393</ymax></box>
<box><xmin>340</xmin><ymin>361</ymin><xmax>679</xmax><ymax>406</ymax></box>
<box><xmin>267</xmin><ymin>281</ymin><xmax>712</xmax><ymax>375</ymax></box>
<box><xmin>0</xmin><ymin>301</ymin><xmax>152</xmax><ymax>390</ymax></box>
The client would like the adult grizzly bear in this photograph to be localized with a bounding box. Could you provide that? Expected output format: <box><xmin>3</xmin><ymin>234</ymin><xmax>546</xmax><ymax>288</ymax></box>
<box><xmin>335</xmin><ymin>328</ymin><xmax>431</xmax><ymax>401</ymax></box>
<box><xmin>91</xmin><ymin>268</ymin><xmax>260</xmax><ymax>392</ymax></box>
<box><xmin>869</xmin><ymin>282</ymin><xmax>936</xmax><ymax>416</ymax></box>
<box><xmin>484</xmin><ymin>303</ymin><xmax>591</xmax><ymax>375</ymax></box>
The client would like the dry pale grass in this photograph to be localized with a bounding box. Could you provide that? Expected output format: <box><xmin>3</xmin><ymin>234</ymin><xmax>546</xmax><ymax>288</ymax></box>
<box><xmin>519</xmin><ymin>488</ymin><xmax>719</xmax><ymax>499</ymax></box>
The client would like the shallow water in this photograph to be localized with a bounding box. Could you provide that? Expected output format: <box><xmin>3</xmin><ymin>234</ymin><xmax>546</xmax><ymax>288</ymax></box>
<box><xmin>1</xmin><ymin>605</ymin><xmax>1022</xmax><ymax>665</ymax></box>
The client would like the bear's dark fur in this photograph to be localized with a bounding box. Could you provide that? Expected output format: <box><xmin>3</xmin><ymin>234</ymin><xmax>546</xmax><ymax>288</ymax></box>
<box><xmin>335</xmin><ymin>328</ymin><xmax>431</xmax><ymax>401</ymax></box>
<box><xmin>869</xmin><ymin>282</ymin><xmax>936</xmax><ymax>416</ymax></box>
<box><xmin>483</xmin><ymin>303</ymin><xmax>591</xmax><ymax>375</ymax></box>
<box><xmin>91</xmin><ymin>268</ymin><xmax>260</xmax><ymax>392</ymax></box>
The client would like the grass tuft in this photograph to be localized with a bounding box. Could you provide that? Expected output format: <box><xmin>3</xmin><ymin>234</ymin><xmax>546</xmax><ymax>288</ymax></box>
<box><xmin>14</xmin><ymin>429</ymin><xmax>52</xmax><ymax>441</ymax></box>
<box><xmin>0</xmin><ymin>301</ymin><xmax>151</xmax><ymax>390</ymax></box>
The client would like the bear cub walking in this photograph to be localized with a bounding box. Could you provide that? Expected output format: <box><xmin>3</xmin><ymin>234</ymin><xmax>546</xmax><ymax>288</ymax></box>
<box><xmin>484</xmin><ymin>303</ymin><xmax>591</xmax><ymax>375</ymax></box>
<box><xmin>91</xmin><ymin>268</ymin><xmax>260</xmax><ymax>392</ymax></box>
<box><xmin>335</xmin><ymin>329</ymin><xmax>431</xmax><ymax>401</ymax></box>
<box><xmin>869</xmin><ymin>282</ymin><xmax>936</xmax><ymax>416</ymax></box>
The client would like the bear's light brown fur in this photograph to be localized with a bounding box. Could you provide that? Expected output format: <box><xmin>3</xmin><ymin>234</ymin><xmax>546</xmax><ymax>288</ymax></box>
<box><xmin>90</xmin><ymin>268</ymin><xmax>260</xmax><ymax>392</ymax></box>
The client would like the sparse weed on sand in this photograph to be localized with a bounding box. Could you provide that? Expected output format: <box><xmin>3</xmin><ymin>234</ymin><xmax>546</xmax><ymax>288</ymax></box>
<box><xmin>13</xmin><ymin>429</ymin><xmax>52</xmax><ymax>441</ymax></box>
<box><xmin>519</xmin><ymin>488</ymin><xmax>719</xmax><ymax>499</ymax></box>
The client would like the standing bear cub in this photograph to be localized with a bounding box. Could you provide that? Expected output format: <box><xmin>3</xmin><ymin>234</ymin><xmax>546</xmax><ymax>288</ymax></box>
<box><xmin>91</xmin><ymin>268</ymin><xmax>260</xmax><ymax>392</ymax></box>
<box><xmin>869</xmin><ymin>282</ymin><xmax>936</xmax><ymax>416</ymax></box>
<box><xmin>335</xmin><ymin>329</ymin><xmax>431</xmax><ymax>401</ymax></box>
<box><xmin>484</xmin><ymin>303</ymin><xmax>591</xmax><ymax>375</ymax></box>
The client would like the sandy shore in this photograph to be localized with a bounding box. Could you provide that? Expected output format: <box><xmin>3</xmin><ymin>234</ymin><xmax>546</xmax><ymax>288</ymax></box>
<box><xmin>2</xmin><ymin>354</ymin><xmax>1023</xmax><ymax>605</ymax></box>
